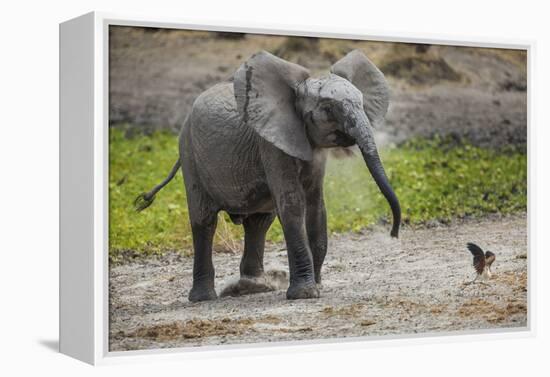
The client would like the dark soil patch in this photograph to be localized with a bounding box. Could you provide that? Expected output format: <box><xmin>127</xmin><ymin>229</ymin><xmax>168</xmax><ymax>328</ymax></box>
<box><xmin>499</xmin><ymin>77</ymin><xmax>527</xmax><ymax>92</ymax></box>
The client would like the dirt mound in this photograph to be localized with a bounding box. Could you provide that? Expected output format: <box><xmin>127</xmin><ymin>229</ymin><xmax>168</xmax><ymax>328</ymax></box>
<box><xmin>273</xmin><ymin>36</ymin><xmax>321</xmax><ymax>59</ymax></box>
<box><xmin>381</xmin><ymin>56</ymin><xmax>463</xmax><ymax>85</ymax></box>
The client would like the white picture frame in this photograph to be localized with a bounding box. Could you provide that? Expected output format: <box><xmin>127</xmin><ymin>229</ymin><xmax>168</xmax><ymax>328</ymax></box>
<box><xmin>59</xmin><ymin>11</ymin><xmax>535</xmax><ymax>365</ymax></box>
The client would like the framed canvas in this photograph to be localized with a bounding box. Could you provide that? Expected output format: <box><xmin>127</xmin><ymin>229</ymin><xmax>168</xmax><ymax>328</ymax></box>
<box><xmin>59</xmin><ymin>11</ymin><xmax>533</xmax><ymax>365</ymax></box>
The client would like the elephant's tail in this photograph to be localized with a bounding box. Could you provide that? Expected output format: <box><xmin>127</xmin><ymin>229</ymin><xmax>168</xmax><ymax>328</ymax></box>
<box><xmin>134</xmin><ymin>159</ymin><xmax>181</xmax><ymax>212</ymax></box>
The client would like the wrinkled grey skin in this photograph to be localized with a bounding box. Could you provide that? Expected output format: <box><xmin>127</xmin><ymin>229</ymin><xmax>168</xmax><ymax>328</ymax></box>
<box><xmin>135</xmin><ymin>50</ymin><xmax>401</xmax><ymax>302</ymax></box>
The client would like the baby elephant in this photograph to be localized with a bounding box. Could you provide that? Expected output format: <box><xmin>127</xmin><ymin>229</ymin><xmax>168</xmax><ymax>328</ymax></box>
<box><xmin>135</xmin><ymin>49</ymin><xmax>401</xmax><ymax>302</ymax></box>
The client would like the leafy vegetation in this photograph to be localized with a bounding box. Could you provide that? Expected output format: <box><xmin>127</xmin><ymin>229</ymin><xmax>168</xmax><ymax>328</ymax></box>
<box><xmin>109</xmin><ymin>129</ymin><xmax>526</xmax><ymax>260</ymax></box>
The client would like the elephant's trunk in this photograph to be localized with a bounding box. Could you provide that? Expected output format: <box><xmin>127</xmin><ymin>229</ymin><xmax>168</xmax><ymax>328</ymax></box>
<box><xmin>343</xmin><ymin>107</ymin><xmax>401</xmax><ymax>238</ymax></box>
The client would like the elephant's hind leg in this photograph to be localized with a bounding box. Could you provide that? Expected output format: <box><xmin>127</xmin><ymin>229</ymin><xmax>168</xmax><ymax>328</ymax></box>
<box><xmin>240</xmin><ymin>213</ymin><xmax>275</xmax><ymax>277</ymax></box>
<box><xmin>188</xmin><ymin>211</ymin><xmax>219</xmax><ymax>302</ymax></box>
<box><xmin>220</xmin><ymin>213</ymin><xmax>288</xmax><ymax>297</ymax></box>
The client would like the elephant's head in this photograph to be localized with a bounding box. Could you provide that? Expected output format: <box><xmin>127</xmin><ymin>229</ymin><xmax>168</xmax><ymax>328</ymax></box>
<box><xmin>233</xmin><ymin>50</ymin><xmax>401</xmax><ymax>238</ymax></box>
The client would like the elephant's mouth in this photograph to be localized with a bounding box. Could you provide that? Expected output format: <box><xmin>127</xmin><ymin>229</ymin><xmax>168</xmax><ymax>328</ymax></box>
<box><xmin>332</xmin><ymin>130</ymin><xmax>356</xmax><ymax>147</ymax></box>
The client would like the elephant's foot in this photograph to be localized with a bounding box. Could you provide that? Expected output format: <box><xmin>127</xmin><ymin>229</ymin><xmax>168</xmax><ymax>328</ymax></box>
<box><xmin>220</xmin><ymin>270</ymin><xmax>288</xmax><ymax>298</ymax></box>
<box><xmin>188</xmin><ymin>284</ymin><xmax>217</xmax><ymax>302</ymax></box>
<box><xmin>286</xmin><ymin>281</ymin><xmax>320</xmax><ymax>300</ymax></box>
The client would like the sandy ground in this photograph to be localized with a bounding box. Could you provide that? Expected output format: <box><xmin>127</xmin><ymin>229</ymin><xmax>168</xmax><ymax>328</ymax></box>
<box><xmin>109</xmin><ymin>214</ymin><xmax>527</xmax><ymax>351</ymax></box>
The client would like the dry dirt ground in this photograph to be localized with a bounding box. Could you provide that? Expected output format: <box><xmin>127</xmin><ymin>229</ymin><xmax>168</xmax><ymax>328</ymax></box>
<box><xmin>109</xmin><ymin>214</ymin><xmax>527</xmax><ymax>351</ymax></box>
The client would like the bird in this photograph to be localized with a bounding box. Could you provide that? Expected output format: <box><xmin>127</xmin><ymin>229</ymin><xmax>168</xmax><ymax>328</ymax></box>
<box><xmin>466</xmin><ymin>242</ymin><xmax>496</xmax><ymax>283</ymax></box>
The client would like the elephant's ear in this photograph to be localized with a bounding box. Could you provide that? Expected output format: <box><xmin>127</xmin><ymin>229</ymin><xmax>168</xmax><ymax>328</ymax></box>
<box><xmin>234</xmin><ymin>51</ymin><xmax>313</xmax><ymax>161</ymax></box>
<box><xmin>331</xmin><ymin>50</ymin><xmax>389</xmax><ymax>128</ymax></box>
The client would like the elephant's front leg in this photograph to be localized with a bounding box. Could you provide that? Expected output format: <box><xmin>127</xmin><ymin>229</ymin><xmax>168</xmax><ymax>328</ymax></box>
<box><xmin>273</xmin><ymin>190</ymin><xmax>319</xmax><ymax>298</ymax></box>
<box><xmin>279</xmin><ymin>202</ymin><xmax>320</xmax><ymax>299</ymax></box>
<box><xmin>262</xmin><ymin>144</ymin><xmax>319</xmax><ymax>299</ymax></box>
<box><xmin>305</xmin><ymin>186</ymin><xmax>328</xmax><ymax>285</ymax></box>
<box><xmin>240</xmin><ymin>213</ymin><xmax>276</xmax><ymax>277</ymax></box>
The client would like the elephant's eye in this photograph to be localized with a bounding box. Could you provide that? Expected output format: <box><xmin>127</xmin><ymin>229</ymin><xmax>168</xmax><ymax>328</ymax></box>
<box><xmin>323</xmin><ymin>106</ymin><xmax>335</xmax><ymax>120</ymax></box>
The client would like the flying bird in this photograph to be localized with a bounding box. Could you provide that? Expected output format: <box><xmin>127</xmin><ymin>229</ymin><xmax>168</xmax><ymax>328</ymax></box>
<box><xmin>466</xmin><ymin>242</ymin><xmax>496</xmax><ymax>283</ymax></box>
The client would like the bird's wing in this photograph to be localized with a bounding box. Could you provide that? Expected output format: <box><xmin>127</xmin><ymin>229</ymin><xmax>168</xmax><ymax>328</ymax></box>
<box><xmin>467</xmin><ymin>243</ymin><xmax>484</xmax><ymax>256</ymax></box>
<box><xmin>467</xmin><ymin>243</ymin><xmax>485</xmax><ymax>275</ymax></box>
<box><xmin>485</xmin><ymin>251</ymin><xmax>496</xmax><ymax>268</ymax></box>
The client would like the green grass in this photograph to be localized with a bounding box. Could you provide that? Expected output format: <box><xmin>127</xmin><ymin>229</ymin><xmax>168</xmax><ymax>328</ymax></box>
<box><xmin>109</xmin><ymin>129</ymin><xmax>526</xmax><ymax>260</ymax></box>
